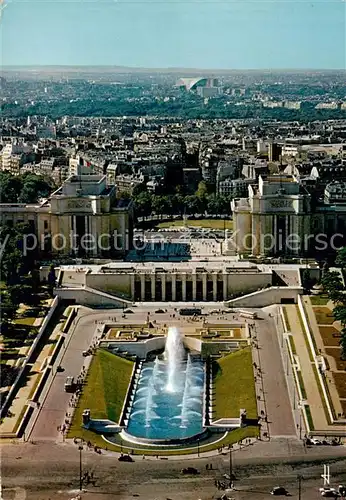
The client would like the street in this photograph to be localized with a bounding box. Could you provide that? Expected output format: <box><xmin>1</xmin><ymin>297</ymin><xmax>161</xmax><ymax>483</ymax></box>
<box><xmin>2</xmin><ymin>440</ymin><xmax>346</xmax><ymax>500</ymax></box>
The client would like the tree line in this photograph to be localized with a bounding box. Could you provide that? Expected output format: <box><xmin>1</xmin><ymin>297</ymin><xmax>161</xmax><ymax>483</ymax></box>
<box><xmin>125</xmin><ymin>182</ymin><xmax>233</xmax><ymax>220</ymax></box>
<box><xmin>0</xmin><ymin>172</ymin><xmax>55</xmax><ymax>204</ymax></box>
<box><xmin>3</xmin><ymin>98</ymin><xmax>346</xmax><ymax>122</ymax></box>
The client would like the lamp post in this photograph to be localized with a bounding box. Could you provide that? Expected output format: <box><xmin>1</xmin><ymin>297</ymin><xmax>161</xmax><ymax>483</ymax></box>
<box><xmin>298</xmin><ymin>475</ymin><xmax>303</xmax><ymax>500</ymax></box>
<box><xmin>229</xmin><ymin>445</ymin><xmax>234</xmax><ymax>489</ymax></box>
<box><xmin>299</xmin><ymin>411</ymin><xmax>302</xmax><ymax>440</ymax></box>
<box><xmin>78</xmin><ymin>445</ymin><xmax>83</xmax><ymax>491</ymax></box>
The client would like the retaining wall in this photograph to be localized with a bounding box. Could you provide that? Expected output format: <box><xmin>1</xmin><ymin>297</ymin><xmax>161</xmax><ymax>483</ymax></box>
<box><xmin>119</xmin><ymin>358</ymin><xmax>140</xmax><ymax>427</ymax></box>
<box><xmin>0</xmin><ymin>296</ymin><xmax>60</xmax><ymax>419</ymax></box>
<box><xmin>297</xmin><ymin>295</ymin><xmax>336</xmax><ymax>425</ymax></box>
<box><xmin>225</xmin><ymin>287</ymin><xmax>303</xmax><ymax>308</ymax></box>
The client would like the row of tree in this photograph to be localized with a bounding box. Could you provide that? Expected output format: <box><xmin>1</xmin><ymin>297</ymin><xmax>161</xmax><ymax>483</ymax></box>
<box><xmin>0</xmin><ymin>172</ymin><xmax>55</xmax><ymax>204</ymax></box>
<box><xmin>130</xmin><ymin>182</ymin><xmax>232</xmax><ymax>219</ymax></box>
<box><xmin>3</xmin><ymin>98</ymin><xmax>346</xmax><ymax>122</ymax></box>
<box><xmin>321</xmin><ymin>248</ymin><xmax>346</xmax><ymax>359</ymax></box>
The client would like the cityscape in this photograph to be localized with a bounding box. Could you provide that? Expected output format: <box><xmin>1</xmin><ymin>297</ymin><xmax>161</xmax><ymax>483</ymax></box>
<box><xmin>1</xmin><ymin>1</ymin><xmax>346</xmax><ymax>500</ymax></box>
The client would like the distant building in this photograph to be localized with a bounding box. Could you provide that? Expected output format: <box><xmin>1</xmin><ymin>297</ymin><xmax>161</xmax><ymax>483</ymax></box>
<box><xmin>196</xmin><ymin>86</ymin><xmax>221</xmax><ymax>98</ymax></box>
<box><xmin>257</xmin><ymin>140</ymin><xmax>268</xmax><ymax>155</ymax></box>
<box><xmin>284</xmin><ymin>101</ymin><xmax>301</xmax><ymax>110</ymax></box>
<box><xmin>315</xmin><ymin>102</ymin><xmax>339</xmax><ymax>110</ymax></box>
<box><xmin>0</xmin><ymin>167</ymin><xmax>134</xmax><ymax>258</ymax></box>
<box><xmin>268</xmin><ymin>142</ymin><xmax>282</xmax><ymax>162</ymax></box>
<box><xmin>341</xmin><ymin>144</ymin><xmax>346</xmax><ymax>166</ymax></box>
<box><xmin>232</xmin><ymin>174</ymin><xmax>346</xmax><ymax>257</ymax></box>
<box><xmin>56</xmin><ymin>261</ymin><xmax>272</xmax><ymax>302</ymax></box>
<box><xmin>182</xmin><ymin>167</ymin><xmax>201</xmax><ymax>192</ymax></box>
<box><xmin>0</xmin><ymin>141</ymin><xmax>34</xmax><ymax>174</ymax></box>
<box><xmin>218</xmin><ymin>178</ymin><xmax>253</xmax><ymax>197</ymax></box>
<box><xmin>176</xmin><ymin>77</ymin><xmax>219</xmax><ymax>91</ymax></box>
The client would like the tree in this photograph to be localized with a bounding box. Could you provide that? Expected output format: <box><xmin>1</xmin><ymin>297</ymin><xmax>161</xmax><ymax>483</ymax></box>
<box><xmin>132</xmin><ymin>183</ymin><xmax>147</xmax><ymax>197</ymax></box>
<box><xmin>152</xmin><ymin>196</ymin><xmax>168</xmax><ymax>219</ymax></box>
<box><xmin>302</xmin><ymin>269</ymin><xmax>313</xmax><ymax>291</ymax></box>
<box><xmin>18</xmin><ymin>174</ymin><xmax>53</xmax><ymax>203</ymax></box>
<box><xmin>196</xmin><ymin>181</ymin><xmax>208</xmax><ymax>200</ymax></box>
<box><xmin>0</xmin><ymin>223</ymin><xmax>38</xmax><ymax>285</ymax></box>
<box><xmin>340</xmin><ymin>328</ymin><xmax>346</xmax><ymax>360</ymax></box>
<box><xmin>134</xmin><ymin>191</ymin><xmax>152</xmax><ymax>220</ymax></box>
<box><xmin>0</xmin><ymin>289</ymin><xmax>17</xmax><ymax>335</ymax></box>
<box><xmin>172</xmin><ymin>194</ymin><xmax>185</xmax><ymax>217</ymax></box>
<box><xmin>336</xmin><ymin>247</ymin><xmax>346</xmax><ymax>269</ymax></box>
<box><xmin>184</xmin><ymin>195</ymin><xmax>201</xmax><ymax>216</ymax></box>
<box><xmin>8</xmin><ymin>284</ymin><xmax>24</xmax><ymax>307</ymax></box>
<box><xmin>117</xmin><ymin>190</ymin><xmax>131</xmax><ymax>201</ymax></box>
<box><xmin>321</xmin><ymin>271</ymin><xmax>343</xmax><ymax>294</ymax></box>
<box><xmin>47</xmin><ymin>265</ymin><xmax>56</xmax><ymax>297</ymax></box>
<box><xmin>333</xmin><ymin>305</ymin><xmax>346</xmax><ymax>326</ymax></box>
<box><xmin>0</xmin><ymin>172</ymin><xmax>22</xmax><ymax>203</ymax></box>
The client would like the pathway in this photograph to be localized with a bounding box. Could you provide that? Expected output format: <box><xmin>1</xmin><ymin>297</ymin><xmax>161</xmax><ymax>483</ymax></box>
<box><xmin>285</xmin><ymin>305</ymin><xmax>331</xmax><ymax>431</ymax></box>
<box><xmin>252</xmin><ymin>310</ymin><xmax>296</xmax><ymax>438</ymax></box>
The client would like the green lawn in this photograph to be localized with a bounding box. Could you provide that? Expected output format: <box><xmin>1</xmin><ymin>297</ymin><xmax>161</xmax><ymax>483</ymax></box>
<box><xmin>288</xmin><ymin>335</ymin><xmax>297</xmax><ymax>355</ymax></box>
<box><xmin>310</xmin><ymin>295</ymin><xmax>329</xmax><ymax>306</ymax></box>
<box><xmin>156</xmin><ymin>218</ymin><xmax>233</xmax><ymax>230</ymax></box>
<box><xmin>283</xmin><ymin>307</ymin><xmax>291</xmax><ymax>331</ymax></box>
<box><xmin>296</xmin><ymin>305</ymin><xmax>315</xmax><ymax>362</ymax></box>
<box><xmin>13</xmin><ymin>317</ymin><xmax>37</xmax><ymax>326</ymax></box>
<box><xmin>212</xmin><ymin>347</ymin><xmax>257</xmax><ymax>420</ymax></box>
<box><xmin>297</xmin><ymin>370</ymin><xmax>307</xmax><ymax>400</ymax></box>
<box><xmin>68</xmin><ymin>424</ymin><xmax>259</xmax><ymax>456</ymax></box>
<box><xmin>314</xmin><ymin>307</ymin><xmax>334</xmax><ymax>325</ymax></box>
<box><xmin>304</xmin><ymin>405</ymin><xmax>314</xmax><ymax>431</ymax></box>
<box><xmin>68</xmin><ymin>349</ymin><xmax>134</xmax><ymax>439</ymax></box>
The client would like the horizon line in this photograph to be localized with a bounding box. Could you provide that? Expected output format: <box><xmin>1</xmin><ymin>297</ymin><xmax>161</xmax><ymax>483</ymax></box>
<box><xmin>1</xmin><ymin>65</ymin><xmax>346</xmax><ymax>72</ymax></box>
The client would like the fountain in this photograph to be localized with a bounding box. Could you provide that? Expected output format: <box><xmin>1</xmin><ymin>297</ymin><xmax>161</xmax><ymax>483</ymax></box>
<box><xmin>164</xmin><ymin>326</ymin><xmax>185</xmax><ymax>393</ymax></box>
<box><xmin>123</xmin><ymin>327</ymin><xmax>205</xmax><ymax>443</ymax></box>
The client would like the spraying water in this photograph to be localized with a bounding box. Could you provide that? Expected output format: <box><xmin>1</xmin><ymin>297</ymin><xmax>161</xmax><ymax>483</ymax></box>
<box><xmin>126</xmin><ymin>327</ymin><xmax>204</xmax><ymax>441</ymax></box>
<box><xmin>164</xmin><ymin>326</ymin><xmax>185</xmax><ymax>393</ymax></box>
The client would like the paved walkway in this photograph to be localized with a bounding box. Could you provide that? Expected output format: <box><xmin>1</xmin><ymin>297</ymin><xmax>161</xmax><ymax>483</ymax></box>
<box><xmin>29</xmin><ymin>307</ymin><xmax>106</xmax><ymax>441</ymax></box>
<box><xmin>285</xmin><ymin>305</ymin><xmax>333</xmax><ymax>432</ymax></box>
<box><xmin>251</xmin><ymin>310</ymin><xmax>296</xmax><ymax>439</ymax></box>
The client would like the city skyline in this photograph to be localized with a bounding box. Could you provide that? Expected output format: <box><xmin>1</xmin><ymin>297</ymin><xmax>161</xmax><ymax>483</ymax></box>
<box><xmin>0</xmin><ymin>0</ymin><xmax>345</xmax><ymax>70</ymax></box>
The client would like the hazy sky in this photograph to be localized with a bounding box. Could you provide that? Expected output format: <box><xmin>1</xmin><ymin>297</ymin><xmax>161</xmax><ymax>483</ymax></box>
<box><xmin>1</xmin><ymin>0</ymin><xmax>345</xmax><ymax>69</ymax></box>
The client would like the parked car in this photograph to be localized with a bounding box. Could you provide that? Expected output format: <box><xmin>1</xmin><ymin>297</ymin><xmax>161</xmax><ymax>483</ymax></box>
<box><xmin>310</xmin><ymin>438</ymin><xmax>322</xmax><ymax>445</ymax></box>
<box><xmin>64</xmin><ymin>376</ymin><xmax>75</xmax><ymax>392</ymax></box>
<box><xmin>118</xmin><ymin>454</ymin><xmax>134</xmax><ymax>462</ymax></box>
<box><xmin>181</xmin><ymin>467</ymin><xmax>199</xmax><ymax>475</ymax></box>
<box><xmin>338</xmin><ymin>485</ymin><xmax>346</xmax><ymax>496</ymax></box>
<box><xmin>321</xmin><ymin>490</ymin><xmax>341</xmax><ymax>497</ymax></box>
<box><xmin>271</xmin><ymin>486</ymin><xmax>289</xmax><ymax>496</ymax></box>
<box><xmin>320</xmin><ymin>487</ymin><xmax>341</xmax><ymax>497</ymax></box>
